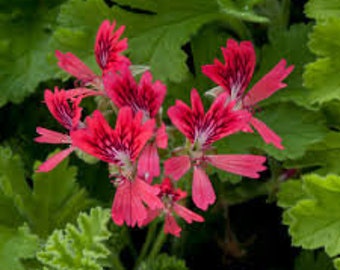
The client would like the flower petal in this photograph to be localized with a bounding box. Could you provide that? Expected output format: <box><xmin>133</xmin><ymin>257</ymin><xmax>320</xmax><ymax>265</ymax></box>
<box><xmin>138</xmin><ymin>142</ymin><xmax>160</xmax><ymax>183</ymax></box>
<box><xmin>156</xmin><ymin>123</ymin><xmax>168</xmax><ymax>149</ymax></box>
<box><xmin>202</xmin><ymin>39</ymin><xmax>256</xmax><ymax>99</ymax></box>
<box><xmin>164</xmin><ymin>214</ymin><xmax>182</xmax><ymax>237</ymax></box>
<box><xmin>245</xmin><ymin>59</ymin><xmax>294</xmax><ymax>106</ymax></box>
<box><xmin>250</xmin><ymin>117</ymin><xmax>284</xmax><ymax>150</ymax></box>
<box><xmin>111</xmin><ymin>179</ymin><xmax>147</xmax><ymax>227</ymax></box>
<box><xmin>207</xmin><ymin>154</ymin><xmax>267</xmax><ymax>178</ymax></box>
<box><xmin>164</xmin><ymin>155</ymin><xmax>191</xmax><ymax>180</ymax></box>
<box><xmin>192</xmin><ymin>166</ymin><xmax>216</xmax><ymax>210</ymax></box>
<box><xmin>36</xmin><ymin>147</ymin><xmax>75</xmax><ymax>172</ymax></box>
<box><xmin>35</xmin><ymin>127</ymin><xmax>70</xmax><ymax>144</ymax></box>
<box><xmin>173</xmin><ymin>203</ymin><xmax>204</xmax><ymax>223</ymax></box>
<box><xmin>55</xmin><ymin>50</ymin><xmax>97</xmax><ymax>84</ymax></box>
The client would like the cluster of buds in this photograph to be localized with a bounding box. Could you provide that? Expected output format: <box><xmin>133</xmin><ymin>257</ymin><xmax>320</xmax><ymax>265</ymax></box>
<box><xmin>35</xmin><ymin>20</ymin><xmax>293</xmax><ymax>237</ymax></box>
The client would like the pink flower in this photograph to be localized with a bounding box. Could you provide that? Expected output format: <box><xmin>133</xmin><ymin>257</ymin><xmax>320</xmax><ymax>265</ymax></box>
<box><xmin>165</xmin><ymin>89</ymin><xmax>266</xmax><ymax>210</ymax></box>
<box><xmin>95</xmin><ymin>20</ymin><xmax>130</xmax><ymax>72</ymax></box>
<box><xmin>103</xmin><ymin>66</ymin><xmax>166</xmax><ymax>119</ymax></box>
<box><xmin>56</xmin><ymin>20</ymin><xmax>130</xmax><ymax>88</ymax></box>
<box><xmin>35</xmin><ymin>87</ymin><xmax>83</xmax><ymax>172</ymax></box>
<box><xmin>202</xmin><ymin>39</ymin><xmax>294</xmax><ymax>149</ymax></box>
<box><xmin>104</xmin><ymin>66</ymin><xmax>168</xmax><ymax>181</ymax></box>
<box><xmin>143</xmin><ymin>178</ymin><xmax>204</xmax><ymax>237</ymax></box>
<box><xmin>71</xmin><ymin>108</ymin><xmax>163</xmax><ymax>227</ymax></box>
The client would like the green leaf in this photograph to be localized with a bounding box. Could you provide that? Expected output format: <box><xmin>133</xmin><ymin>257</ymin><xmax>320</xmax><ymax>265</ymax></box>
<box><xmin>281</xmin><ymin>174</ymin><xmax>340</xmax><ymax>257</ymax></box>
<box><xmin>138</xmin><ymin>254</ymin><xmax>188</xmax><ymax>270</ymax></box>
<box><xmin>305</xmin><ymin>0</ymin><xmax>340</xmax><ymax>20</ymax></box>
<box><xmin>277</xmin><ymin>179</ymin><xmax>306</xmax><ymax>209</ymax></box>
<box><xmin>294</xmin><ymin>250</ymin><xmax>334</xmax><ymax>270</ymax></box>
<box><xmin>0</xmin><ymin>3</ymin><xmax>61</xmax><ymax>107</ymax></box>
<box><xmin>0</xmin><ymin>224</ymin><xmax>39</xmax><ymax>270</ymax></box>
<box><xmin>254</xmin><ymin>24</ymin><xmax>314</xmax><ymax>107</ymax></box>
<box><xmin>285</xmin><ymin>132</ymin><xmax>340</xmax><ymax>175</ymax></box>
<box><xmin>218</xmin><ymin>0</ymin><xmax>269</xmax><ymax>23</ymax></box>
<box><xmin>0</xmin><ymin>146</ymin><xmax>93</xmax><ymax>238</ymax></box>
<box><xmin>304</xmin><ymin>18</ymin><xmax>340</xmax><ymax>104</ymax></box>
<box><xmin>37</xmin><ymin>207</ymin><xmax>112</xmax><ymax>270</ymax></box>
<box><xmin>111</xmin><ymin>0</ymin><xmax>225</xmax><ymax>83</ymax></box>
<box><xmin>214</xmin><ymin>102</ymin><xmax>327</xmax><ymax>160</ymax></box>
<box><xmin>0</xmin><ymin>146</ymin><xmax>32</xmax><ymax>227</ymax></box>
<box><xmin>27</xmin><ymin>150</ymin><xmax>95</xmax><ymax>237</ymax></box>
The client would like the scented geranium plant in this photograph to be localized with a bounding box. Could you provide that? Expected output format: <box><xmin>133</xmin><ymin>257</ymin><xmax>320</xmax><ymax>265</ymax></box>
<box><xmin>2</xmin><ymin>0</ymin><xmax>340</xmax><ymax>269</ymax></box>
<box><xmin>35</xmin><ymin>20</ymin><xmax>292</xmax><ymax>232</ymax></box>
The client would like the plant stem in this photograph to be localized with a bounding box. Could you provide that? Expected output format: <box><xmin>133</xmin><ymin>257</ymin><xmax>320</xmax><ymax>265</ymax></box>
<box><xmin>149</xmin><ymin>225</ymin><xmax>167</xmax><ymax>259</ymax></box>
<box><xmin>134</xmin><ymin>220</ymin><xmax>158</xmax><ymax>268</ymax></box>
<box><xmin>111</xmin><ymin>253</ymin><xmax>126</xmax><ymax>270</ymax></box>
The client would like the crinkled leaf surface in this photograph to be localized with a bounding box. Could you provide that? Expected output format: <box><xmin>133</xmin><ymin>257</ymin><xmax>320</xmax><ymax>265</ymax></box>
<box><xmin>138</xmin><ymin>254</ymin><xmax>188</xmax><ymax>270</ymax></box>
<box><xmin>279</xmin><ymin>174</ymin><xmax>340</xmax><ymax>258</ymax></box>
<box><xmin>294</xmin><ymin>250</ymin><xmax>334</xmax><ymax>270</ymax></box>
<box><xmin>303</xmin><ymin>0</ymin><xmax>340</xmax><ymax>105</ymax></box>
<box><xmin>277</xmin><ymin>179</ymin><xmax>306</xmax><ymax>209</ymax></box>
<box><xmin>37</xmin><ymin>207</ymin><xmax>111</xmax><ymax>270</ymax></box>
<box><xmin>214</xmin><ymin>102</ymin><xmax>327</xmax><ymax>160</ymax></box>
<box><xmin>0</xmin><ymin>224</ymin><xmax>39</xmax><ymax>270</ymax></box>
<box><xmin>0</xmin><ymin>146</ymin><xmax>93</xmax><ymax>238</ymax></box>
<box><xmin>0</xmin><ymin>2</ymin><xmax>62</xmax><ymax>107</ymax></box>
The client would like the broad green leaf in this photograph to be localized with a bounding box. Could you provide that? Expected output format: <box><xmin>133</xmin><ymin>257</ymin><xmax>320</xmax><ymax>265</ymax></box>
<box><xmin>0</xmin><ymin>147</ymin><xmax>32</xmax><ymax>227</ymax></box>
<box><xmin>218</xmin><ymin>0</ymin><xmax>269</xmax><ymax>23</ymax></box>
<box><xmin>0</xmin><ymin>146</ymin><xmax>93</xmax><ymax>237</ymax></box>
<box><xmin>138</xmin><ymin>254</ymin><xmax>188</xmax><ymax>270</ymax></box>
<box><xmin>305</xmin><ymin>0</ymin><xmax>340</xmax><ymax>20</ymax></box>
<box><xmin>277</xmin><ymin>179</ymin><xmax>306</xmax><ymax>209</ymax></box>
<box><xmin>111</xmin><ymin>0</ymin><xmax>225</xmax><ymax>83</ymax></box>
<box><xmin>282</xmin><ymin>174</ymin><xmax>340</xmax><ymax>257</ymax></box>
<box><xmin>285</xmin><ymin>132</ymin><xmax>340</xmax><ymax>175</ymax></box>
<box><xmin>304</xmin><ymin>19</ymin><xmax>340</xmax><ymax>104</ymax></box>
<box><xmin>0</xmin><ymin>3</ymin><xmax>61</xmax><ymax>107</ymax></box>
<box><xmin>254</xmin><ymin>24</ymin><xmax>314</xmax><ymax>107</ymax></box>
<box><xmin>37</xmin><ymin>207</ymin><xmax>112</xmax><ymax>270</ymax></box>
<box><xmin>0</xmin><ymin>224</ymin><xmax>39</xmax><ymax>270</ymax></box>
<box><xmin>214</xmin><ymin>102</ymin><xmax>327</xmax><ymax>160</ymax></box>
<box><xmin>294</xmin><ymin>250</ymin><xmax>334</xmax><ymax>270</ymax></box>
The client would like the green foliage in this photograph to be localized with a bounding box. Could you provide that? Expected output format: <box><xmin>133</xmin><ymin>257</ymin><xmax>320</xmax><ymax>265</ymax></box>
<box><xmin>0</xmin><ymin>1</ymin><xmax>61</xmax><ymax>107</ymax></box>
<box><xmin>37</xmin><ymin>207</ymin><xmax>112</xmax><ymax>270</ymax></box>
<box><xmin>294</xmin><ymin>250</ymin><xmax>334</xmax><ymax>270</ymax></box>
<box><xmin>0</xmin><ymin>146</ymin><xmax>93</xmax><ymax>238</ymax></box>
<box><xmin>138</xmin><ymin>254</ymin><xmax>188</xmax><ymax>270</ymax></box>
<box><xmin>0</xmin><ymin>224</ymin><xmax>39</xmax><ymax>270</ymax></box>
<box><xmin>285</xmin><ymin>132</ymin><xmax>340</xmax><ymax>175</ymax></box>
<box><xmin>214</xmin><ymin>102</ymin><xmax>327</xmax><ymax>160</ymax></box>
<box><xmin>303</xmin><ymin>0</ymin><xmax>340</xmax><ymax>105</ymax></box>
<box><xmin>254</xmin><ymin>23</ymin><xmax>314</xmax><ymax>107</ymax></box>
<box><xmin>278</xmin><ymin>174</ymin><xmax>340</xmax><ymax>269</ymax></box>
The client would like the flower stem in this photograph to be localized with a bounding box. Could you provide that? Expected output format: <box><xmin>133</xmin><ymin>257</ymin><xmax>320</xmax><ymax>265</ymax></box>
<box><xmin>110</xmin><ymin>253</ymin><xmax>126</xmax><ymax>270</ymax></box>
<box><xmin>134</xmin><ymin>220</ymin><xmax>158</xmax><ymax>268</ymax></box>
<box><xmin>149</xmin><ymin>225</ymin><xmax>167</xmax><ymax>259</ymax></box>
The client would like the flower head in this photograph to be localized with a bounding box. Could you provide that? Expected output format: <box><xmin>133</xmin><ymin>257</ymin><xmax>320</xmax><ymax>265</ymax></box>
<box><xmin>103</xmin><ymin>66</ymin><xmax>166</xmax><ymax>120</ymax></box>
<box><xmin>56</xmin><ymin>20</ymin><xmax>130</xmax><ymax>88</ymax></box>
<box><xmin>202</xmin><ymin>39</ymin><xmax>294</xmax><ymax>149</ymax></box>
<box><xmin>34</xmin><ymin>87</ymin><xmax>83</xmax><ymax>172</ymax></box>
<box><xmin>95</xmin><ymin>20</ymin><xmax>130</xmax><ymax>72</ymax></box>
<box><xmin>143</xmin><ymin>178</ymin><xmax>204</xmax><ymax>237</ymax></box>
<box><xmin>71</xmin><ymin>108</ymin><xmax>163</xmax><ymax>227</ymax></box>
<box><xmin>165</xmin><ymin>89</ymin><xmax>266</xmax><ymax>210</ymax></box>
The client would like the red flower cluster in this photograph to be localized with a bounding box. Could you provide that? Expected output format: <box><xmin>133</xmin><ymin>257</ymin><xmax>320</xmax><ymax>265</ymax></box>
<box><xmin>35</xmin><ymin>20</ymin><xmax>293</xmax><ymax>237</ymax></box>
